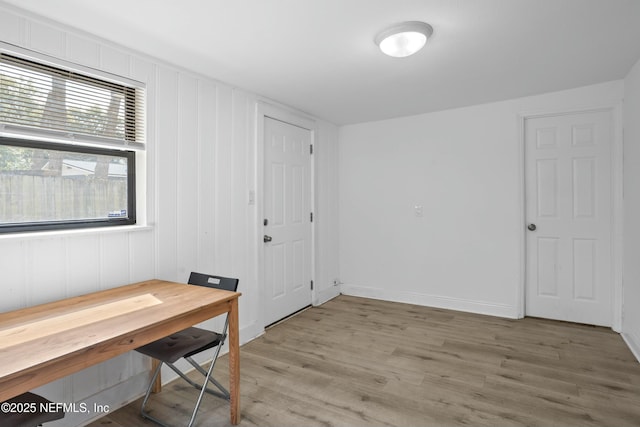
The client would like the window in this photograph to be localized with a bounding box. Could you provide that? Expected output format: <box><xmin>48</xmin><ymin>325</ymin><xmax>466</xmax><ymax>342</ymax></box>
<box><xmin>0</xmin><ymin>46</ymin><xmax>144</xmax><ymax>233</ymax></box>
<box><xmin>0</xmin><ymin>137</ymin><xmax>135</xmax><ymax>232</ymax></box>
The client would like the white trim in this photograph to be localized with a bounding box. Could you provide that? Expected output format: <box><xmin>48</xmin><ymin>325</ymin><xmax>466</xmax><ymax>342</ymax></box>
<box><xmin>255</xmin><ymin>101</ymin><xmax>317</xmax><ymax>329</ymax></box>
<box><xmin>516</xmin><ymin>113</ymin><xmax>527</xmax><ymax>319</ymax></box>
<box><xmin>611</xmin><ymin>104</ymin><xmax>624</xmax><ymax>332</ymax></box>
<box><xmin>258</xmin><ymin>102</ymin><xmax>316</xmax><ymax>131</ymax></box>
<box><xmin>0</xmin><ymin>40</ymin><xmax>144</xmax><ymax>88</ymax></box>
<box><xmin>341</xmin><ymin>284</ymin><xmax>519</xmax><ymax>319</ymax></box>
<box><xmin>0</xmin><ymin>224</ymin><xmax>153</xmax><ymax>241</ymax></box>
<box><xmin>621</xmin><ymin>332</ymin><xmax>640</xmax><ymax>364</ymax></box>
<box><xmin>316</xmin><ymin>285</ymin><xmax>341</xmax><ymax>306</ymax></box>
<box><xmin>517</xmin><ymin>105</ymin><xmax>624</xmax><ymax>330</ymax></box>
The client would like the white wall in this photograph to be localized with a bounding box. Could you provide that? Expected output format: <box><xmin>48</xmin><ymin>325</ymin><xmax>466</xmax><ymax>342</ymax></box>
<box><xmin>623</xmin><ymin>57</ymin><xmax>640</xmax><ymax>360</ymax></box>
<box><xmin>339</xmin><ymin>81</ymin><xmax>624</xmax><ymax>319</ymax></box>
<box><xmin>0</xmin><ymin>4</ymin><xmax>339</xmax><ymax>426</ymax></box>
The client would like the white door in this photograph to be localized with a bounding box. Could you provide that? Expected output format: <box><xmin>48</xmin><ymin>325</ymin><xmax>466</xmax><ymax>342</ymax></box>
<box><xmin>263</xmin><ymin>117</ymin><xmax>312</xmax><ymax>326</ymax></box>
<box><xmin>525</xmin><ymin>110</ymin><xmax>612</xmax><ymax>326</ymax></box>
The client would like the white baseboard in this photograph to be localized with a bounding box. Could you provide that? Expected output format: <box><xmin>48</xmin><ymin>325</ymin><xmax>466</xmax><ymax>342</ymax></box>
<box><xmin>238</xmin><ymin>320</ymin><xmax>265</xmax><ymax>346</ymax></box>
<box><xmin>315</xmin><ymin>285</ymin><xmax>341</xmax><ymax>306</ymax></box>
<box><xmin>57</xmin><ymin>371</ymin><xmax>150</xmax><ymax>427</ymax></box>
<box><xmin>622</xmin><ymin>331</ymin><xmax>640</xmax><ymax>364</ymax></box>
<box><xmin>340</xmin><ymin>283</ymin><xmax>519</xmax><ymax>319</ymax></box>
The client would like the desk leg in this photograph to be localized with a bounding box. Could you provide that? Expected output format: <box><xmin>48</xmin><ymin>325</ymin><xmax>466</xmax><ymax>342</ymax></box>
<box><xmin>229</xmin><ymin>298</ymin><xmax>240</xmax><ymax>425</ymax></box>
<box><xmin>151</xmin><ymin>359</ymin><xmax>162</xmax><ymax>393</ymax></box>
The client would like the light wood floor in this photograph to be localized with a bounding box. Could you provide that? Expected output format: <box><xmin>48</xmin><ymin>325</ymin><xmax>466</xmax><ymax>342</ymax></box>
<box><xmin>88</xmin><ymin>295</ymin><xmax>640</xmax><ymax>427</ymax></box>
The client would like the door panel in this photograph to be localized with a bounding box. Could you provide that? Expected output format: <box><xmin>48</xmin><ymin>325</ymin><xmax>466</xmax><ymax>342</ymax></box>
<box><xmin>536</xmin><ymin>159</ymin><xmax>558</xmax><ymax>217</ymax></box>
<box><xmin>537</xmin><ymin>237</ymin><xmax>559</xmax><ymax>297</ymax></box>
<box><xmin>263</xmin><ymin>117</ymin><xmax>311</xmax><ymax>326</ymax></box>
<box><xmin>525</xmin><ymin>110</ymin><xmax>612</xmax><ymax>326</ymax></box>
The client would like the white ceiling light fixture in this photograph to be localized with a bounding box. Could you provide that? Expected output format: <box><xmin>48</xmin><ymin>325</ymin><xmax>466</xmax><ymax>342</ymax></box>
<box><xmin>375</xmin><ymin>21</ymin><xmax>434</xmax><ymax>58</ymax></box>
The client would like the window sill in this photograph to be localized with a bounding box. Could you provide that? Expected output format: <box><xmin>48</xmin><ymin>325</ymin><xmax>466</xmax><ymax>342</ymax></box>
<box><xmin>0</xmin><ymin>224</ymin><xmax>153</xmax><ymax>241</ymax></box>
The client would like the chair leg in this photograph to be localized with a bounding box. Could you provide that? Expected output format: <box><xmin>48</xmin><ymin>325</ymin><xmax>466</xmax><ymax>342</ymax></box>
<box><xmin>140</xmin><ymin>344</ymin><xmax>229</xmax><ymax>427</ymax></box>
<box><xmin>187</xmin><ymin>351</ymin><xmax>220</xmax><ymax>427</ymax></box>
<box><xmin>185</xmin><ymin>353</ymin><xmax>230</xmax><ymax>400</ymax></box>
<box><xmin>202</xmin><ymin>338</ymin><xmax>229</xmax><ymax>399</ymax></box>
<box><xmin>140</xmin><ymin>360</ymin><xmax>172</xmax><ymax>427</ymax></box>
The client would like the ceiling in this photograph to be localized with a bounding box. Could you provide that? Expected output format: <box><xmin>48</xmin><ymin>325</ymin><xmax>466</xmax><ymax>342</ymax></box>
<box><xmin>3</xmin><ymin>0</ymin><xmax>640</xmax><ymax>125</ymax></box>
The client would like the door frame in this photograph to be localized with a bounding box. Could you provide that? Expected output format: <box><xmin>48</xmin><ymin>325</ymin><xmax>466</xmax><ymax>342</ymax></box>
<box><xmin>517</xmin><ymin>105</ymin><xmax>623</xmax><ymax>331</ymax></box>
<box><xmin>256</xmin><ymin>101</ymin><xmax>316</xmax><ymax>329</ymax></box>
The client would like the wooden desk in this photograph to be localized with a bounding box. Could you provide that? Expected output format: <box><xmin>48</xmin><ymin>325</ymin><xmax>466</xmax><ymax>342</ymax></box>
<box><xmin>0</xmin><ymin>279</ymin><xmax>242</xmax><ymax>424</ymax></box>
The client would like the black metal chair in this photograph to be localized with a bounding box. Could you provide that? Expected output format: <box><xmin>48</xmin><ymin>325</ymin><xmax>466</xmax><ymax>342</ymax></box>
<box><xmin>135</xmin><ymin>272</ymin><xmax>239</xmax><ymax>427</ymax></box>
<box><xmin>1</xmin><ymin>392</ymin><xmax>65</xmax><ymax>427</ymax></box>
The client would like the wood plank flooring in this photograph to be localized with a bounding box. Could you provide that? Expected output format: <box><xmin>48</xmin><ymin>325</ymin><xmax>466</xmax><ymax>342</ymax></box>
<box><xmin>88</xmin><ymin>295</ymin><xmax>640</xmax><ymax>427</ymax></box>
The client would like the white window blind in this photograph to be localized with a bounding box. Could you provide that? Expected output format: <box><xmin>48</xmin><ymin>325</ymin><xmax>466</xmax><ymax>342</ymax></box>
<box><xmin>0</xmin><ymin>52</ymin><xmax>145</xmax><ymax>149</ymax></box>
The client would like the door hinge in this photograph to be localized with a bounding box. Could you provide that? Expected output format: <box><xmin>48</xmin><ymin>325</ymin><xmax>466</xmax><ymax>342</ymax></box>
<box><xmin>310</xmin><ymin>144</ymin><xmax>314</xmax><ymax>155</ymax></box>
<box><xmin>310</xmin><ymin>212</ymin><xmax>314</xmax><ymax>222</ymax></box>
<box><xmin>310</xmin><ymin>280</ymin><xmax>314</xmax><ymax>290</ymax></box>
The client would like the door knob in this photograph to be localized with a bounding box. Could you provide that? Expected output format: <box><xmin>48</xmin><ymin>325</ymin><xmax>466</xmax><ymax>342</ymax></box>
<box><xmin>263</xmin><ymin>235</ymin><xmax>272</xmax><ymax>243</ymax></box>
<box><xmin>528</xmin><ymin>224</ymin><xmax>537</xmax><ymax>231</ymax></box>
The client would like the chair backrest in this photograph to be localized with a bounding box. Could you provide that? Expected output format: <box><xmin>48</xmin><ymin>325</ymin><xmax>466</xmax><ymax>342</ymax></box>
<box><xmin>188</xmin><ymin>272</ymin><xmax>239</xmax><ymax>292</ymax></box>
<box><xmin>188</xmin><ymin>272</ymin><xmax>239</xmax><ymax>336</ymax></box>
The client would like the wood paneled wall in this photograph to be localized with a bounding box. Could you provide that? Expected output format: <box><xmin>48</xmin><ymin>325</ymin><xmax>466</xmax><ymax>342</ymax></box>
<box><xmin>0</xmin><ymin>4</ymin><xmax>340</xmax><ymax>426</ymax></box>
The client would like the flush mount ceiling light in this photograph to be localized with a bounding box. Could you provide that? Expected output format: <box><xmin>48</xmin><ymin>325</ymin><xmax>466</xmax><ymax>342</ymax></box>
<box><xmin>375</xmin><ymin>21</ymin><xmax>433</xmax><ymax>58</ymax></box>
